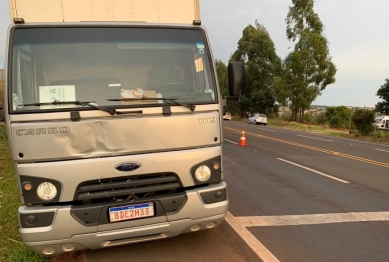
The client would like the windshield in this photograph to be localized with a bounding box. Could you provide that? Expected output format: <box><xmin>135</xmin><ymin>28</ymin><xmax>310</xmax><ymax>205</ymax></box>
<box><xmin>10</xmin><ymin>27</ymin><xmax>217</xmax><ymax>112</ymax></box>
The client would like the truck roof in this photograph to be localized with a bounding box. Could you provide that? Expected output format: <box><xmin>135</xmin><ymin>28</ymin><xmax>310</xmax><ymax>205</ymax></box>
<box><xmin>8</xmin><ymin>0</ymin><xmax>200</xmax><ymax>24</ymax></box>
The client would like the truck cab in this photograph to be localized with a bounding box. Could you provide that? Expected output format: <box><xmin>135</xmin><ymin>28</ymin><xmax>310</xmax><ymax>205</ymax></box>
<box><xmin>1</xmin><ymin>0</ymin><xmax>245</xmax><ymax>255</ymax></box>
<box><xmin>374</xmin><ymin>116</ymin><xmax>389</xmax><ymax>130</ymax></box>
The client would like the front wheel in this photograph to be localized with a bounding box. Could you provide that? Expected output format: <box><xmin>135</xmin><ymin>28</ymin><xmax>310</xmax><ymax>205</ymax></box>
<box><xmin>254</xmin><ymin>121</ymin><xmax>257</xmax><ymax>125</ymax></box>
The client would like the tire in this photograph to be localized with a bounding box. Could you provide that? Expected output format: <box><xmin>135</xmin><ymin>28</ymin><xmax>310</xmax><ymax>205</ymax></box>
<box><xmin>254</xmin><ymin>121</ymin><xmax>257</xmax><ymax>125</ymax></box>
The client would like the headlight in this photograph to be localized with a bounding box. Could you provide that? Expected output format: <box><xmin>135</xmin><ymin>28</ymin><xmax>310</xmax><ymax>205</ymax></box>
<box><xmin>37</xmin><ymin>182</ymin><xmax>57</xmax><ymax>201</ymax></box>
<box><xmin>195</xmin><ymin>165</ymin><xmax>211</xmax><ymax>182</ymax></box>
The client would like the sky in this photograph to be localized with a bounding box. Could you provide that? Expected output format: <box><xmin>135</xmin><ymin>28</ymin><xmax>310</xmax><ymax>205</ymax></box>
<box><xmin>1</xmin><ymin>0</ymin><xmax>388</xmax><ymax>107</ymax></box>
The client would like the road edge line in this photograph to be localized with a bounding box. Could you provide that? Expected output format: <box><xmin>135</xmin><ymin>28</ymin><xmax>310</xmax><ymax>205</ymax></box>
<box><xmin>225</xmin><ymin>211</ymin><xmax>280</xmax><ymax>262</ymax></box>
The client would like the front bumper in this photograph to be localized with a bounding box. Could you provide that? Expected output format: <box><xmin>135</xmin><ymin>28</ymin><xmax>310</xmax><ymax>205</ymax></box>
<box><xmin>19</xmin><ymin>182</ymin><xmax>228</xmax><ymax>255</ymax></box>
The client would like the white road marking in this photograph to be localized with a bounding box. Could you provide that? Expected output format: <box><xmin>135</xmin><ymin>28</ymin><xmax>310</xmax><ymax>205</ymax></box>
<box><xmin>277</xmin><ymin>158</ymin><xmax>350</xmax><ymax>184</ymax></box>
<box><xmin>227</xmin><ymin>210</ymin><xmax>389</xmax><ymax>261</ymax></box>
<box><xmin>225</xmin><ymin>212</ymin><xmax>280</xmax><ymax>262</ymax></box>
<box><xmin>297</xmin><ymin>135</ymin><xmax>333</xmax><ymax>142</ymax></box>
<box><xmin>376</xmin><ymin>149</ymin><xmax>389</xmax><ymax>153</ymax></box>
<box><xmin>225</xmin><ymin>139</ymin><xmax>238</xmax><ymax>145</ymax></box>
<box><xmin>236</xmin><ymin>212</ymin><xmax>389</xmax><ymax>227</ymax></box>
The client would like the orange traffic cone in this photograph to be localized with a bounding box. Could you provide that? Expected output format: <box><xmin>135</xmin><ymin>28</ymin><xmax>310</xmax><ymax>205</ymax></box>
<box><xmin>238</xmin><ymin>129</ymin><xmax>248</xmax><ymax>146</ymax></box>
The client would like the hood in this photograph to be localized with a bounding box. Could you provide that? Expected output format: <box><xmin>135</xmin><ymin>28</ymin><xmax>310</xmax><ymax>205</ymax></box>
<box><xmin>9</xmin><ymin>111</ymin><xmax>220</xmax><ymax>162</ymax></box>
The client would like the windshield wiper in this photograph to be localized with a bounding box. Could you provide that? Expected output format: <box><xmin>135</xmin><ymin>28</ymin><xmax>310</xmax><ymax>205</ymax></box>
<box><xmin>21</xmin><ymin>101</ymin><xmax>118</xmax><ymax>115</ymax></box>
<box><xmin>21</xmin><ymin>101</ymin><xmax>142</xmax><ymax>116</ymax></box>
<box><xmin>80</xmin><ymin>102</ymin><xmax>117</xmax><ymax>115</ymax></box>
<box><xmin>107</xmin><ymin>96</ymin><xmax>196</xmax><ymax>111</ymax></box>
<box><xmin>22</xmin><ymin>101</ymin><xmax>95</xmax><ymax>107</ymax></box>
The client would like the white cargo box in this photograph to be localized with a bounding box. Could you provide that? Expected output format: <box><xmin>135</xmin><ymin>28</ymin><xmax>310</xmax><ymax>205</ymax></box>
<box><xmin>8</xmin><ymin>0</ymin><xmax>200</xmax><ymax>24</ymax></box>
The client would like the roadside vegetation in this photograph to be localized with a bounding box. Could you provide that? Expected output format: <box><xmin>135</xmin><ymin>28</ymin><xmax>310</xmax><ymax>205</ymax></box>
<box><xmin>230</xmin><ymin>105</ymin><xmax>389</xmax><ymax>145</ymax></box>
<box><xmin>268</xmin><ymin>118</ymin><xmax>389</xmax><ymax>144</ymax></box>
<box><xmin>0</xmin><ymin>124</ymin><xmax>49</xmax><ymax>261</ymax></box>
<box><xmin>0</xmin><ymin>80</ymin><xmax>47</xmax><ymax>261</ymax></box>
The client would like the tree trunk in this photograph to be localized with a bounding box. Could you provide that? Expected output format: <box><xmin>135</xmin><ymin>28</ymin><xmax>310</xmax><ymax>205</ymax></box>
<box><xmin>291</xmin><ymin>109</ymin><xmax>298</xmax><ymax>122</ymax></box>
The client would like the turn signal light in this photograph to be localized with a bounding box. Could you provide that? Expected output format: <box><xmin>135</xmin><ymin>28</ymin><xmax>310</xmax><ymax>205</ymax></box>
<box><xmin>23</xmin><ymin>182</ymin><xmax>32</xmax><ymax>191</ymax></box>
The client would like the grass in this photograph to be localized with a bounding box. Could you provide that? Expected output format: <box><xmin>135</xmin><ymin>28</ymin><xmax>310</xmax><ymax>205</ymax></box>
<box><xmin>0</xmin><ymin>124</ymin><xmax>49</xmax><ymax>262</ymax></box>
<box><xmin>268</xmin><ymin>118</ymin><xmax>389</xmax><ymax>144</ymax></box>
<box><xmin>268</xmin><ymin>118</ymin><xmax>349</xmax><ymax>135</ymax></box>
<box><xmin>233</xmin><ymin>115</ymin><xmax>389</xmax><ymax>144</ymax></box>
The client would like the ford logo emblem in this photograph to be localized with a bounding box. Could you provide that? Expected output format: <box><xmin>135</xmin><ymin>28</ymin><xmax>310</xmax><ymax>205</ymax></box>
<box><xmin>115</xmin><ymin>162</ymin><xmax>141</xmax><ymax>172</ymax></box>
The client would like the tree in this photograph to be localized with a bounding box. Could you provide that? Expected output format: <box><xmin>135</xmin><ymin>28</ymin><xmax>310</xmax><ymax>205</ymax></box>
<box><xmin>215</xmin><ymin>60</ymin><xmax>229</xmax><ymax>97</ymax></box>
<box><xmin>284</xmin><ymin>0</ymin><xmax>337</xmax><ymax>121</ymax></box>
<box><xmin>230</xmin><ymin>25</ymin><xmax>257</xmax><ymax>64</ymax></box>
<box><xmin>325</xmin><ymin>106</ymin><xmax>351</xmax><ymax>128</ymax></box>
<box><xmin>231</xmin><ymin>21</ymin><xmax>282</xmax><ymax>117</ymax></box>
<box><xmin>375</xmin><ymin>78</ymin><xmax>389</xmax><ymax>115</ymax></box>
<box><xmin>352</xmin><ymin>108</ymin><xmax>375</xmax><ymax>136</ymax></box>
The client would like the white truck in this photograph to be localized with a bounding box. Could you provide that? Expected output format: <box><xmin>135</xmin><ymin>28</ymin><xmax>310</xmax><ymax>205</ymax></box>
<box><xmin>1</xmin><ymin>0</ymin><xmax>245</xmax><ymax>255</ymax></box>
<box><xmin>374</xmin><ymin>116</ymin><xmax>389</xmax><ymax>131</ymax></box>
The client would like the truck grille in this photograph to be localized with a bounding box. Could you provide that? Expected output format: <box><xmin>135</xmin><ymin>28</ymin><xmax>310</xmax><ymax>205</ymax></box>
<box><xmin>75</xmin><ymin>173</ymin><xmax>181</xmax><ymax>203</ymax></box>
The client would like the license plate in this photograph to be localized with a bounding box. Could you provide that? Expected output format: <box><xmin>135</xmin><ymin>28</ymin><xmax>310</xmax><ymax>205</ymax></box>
<box><xmin>109</xmin><ymin>202</ymin><xmax>154</xmax><ymax>222</ymax></box>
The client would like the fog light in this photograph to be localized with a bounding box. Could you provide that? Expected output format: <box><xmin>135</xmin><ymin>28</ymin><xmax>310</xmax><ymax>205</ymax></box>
<box><xmin>206</xmin><ymin>222</ymin><xmax>216</xmax><ymax>229</ymax></box>
<box><xmin>215</xmin><ymin>190</ymin><xmax>223</xmax><ymax>200</ymax></box>
<box><xmin>37</xmin><ymin>182</ymin><xmax>57</xmax><ymax>201</ymax></box>
<box><xmin>213</xmin><ymin>162</ymin><xmax>220</xmax><ymax>170</ymax></box>
<box><xmin>195</xmin><ymin>165</ymin><xmax>211</xmax><ymax>182</ymax></box>
<box><xmin>25</xmin><ymin>215</ymin><xmax>36</xmax><ymax>226</ymax></box>
<box><xmin>190</xmin><ymin>224</ymin><xmax>201</xmax><ymax>231</ymax></box>
<box><xmin>42</xmin><ymin>246</ymin><xmax>55</xmax><ymax>255</ymax></box>
<box><xmin>62</xmin><ymin>244</ymin><xmax>75</xmax><ymax>252</ymax></box>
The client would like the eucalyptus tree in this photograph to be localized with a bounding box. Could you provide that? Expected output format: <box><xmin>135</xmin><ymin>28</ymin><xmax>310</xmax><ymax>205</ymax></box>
<box><xmin>375</xmin><ymin>78</ymin><xmax>389</xmax><ymax>115</ymax></box>
<box><xmin>284</xmin><ymin>0</ymin><xmax>337</xmax><ymax>121</ymax></box>
<box><xmin>231</xmin><ymin>20</ymin><xmax>281</xmax><ymax>116</ymax></box>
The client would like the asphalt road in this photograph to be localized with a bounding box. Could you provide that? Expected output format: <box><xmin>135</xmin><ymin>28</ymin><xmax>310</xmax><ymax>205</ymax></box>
<box><xmin>223</xmin><ymin>121</ymin><xmax>389</xmax><ymax>262</ymax></box>
<box><xmin>55</xmin><ymin>121</ymin><xmax>389</xmax><ymax>262</ymax></box>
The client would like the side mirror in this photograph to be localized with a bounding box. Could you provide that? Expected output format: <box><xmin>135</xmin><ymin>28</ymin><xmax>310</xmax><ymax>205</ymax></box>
<box><xmin>228</xmin><ymin>62</ymin><xmax>245</xmax><ymax>97</ymax></box>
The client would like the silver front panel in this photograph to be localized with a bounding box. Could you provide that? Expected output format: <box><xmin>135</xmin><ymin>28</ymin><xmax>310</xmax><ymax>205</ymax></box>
<box><xmin>10</xmin><ymin>111</ymin><xmax>220</xmax><ymax>161</ymax></box>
